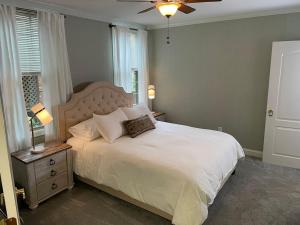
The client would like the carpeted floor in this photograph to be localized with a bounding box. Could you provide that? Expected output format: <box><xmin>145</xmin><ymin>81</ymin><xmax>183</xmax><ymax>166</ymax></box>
<box><xmin>20</xmin><ymin>157</ymin><xmax>300</xmax><ymax>225</ymax></box>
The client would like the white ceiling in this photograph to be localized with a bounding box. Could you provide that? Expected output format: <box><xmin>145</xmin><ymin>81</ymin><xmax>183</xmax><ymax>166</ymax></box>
<box><xmin>25</xmin><ymin>0</ymin><xmax>300</xmax><ymax>28</ymax></box>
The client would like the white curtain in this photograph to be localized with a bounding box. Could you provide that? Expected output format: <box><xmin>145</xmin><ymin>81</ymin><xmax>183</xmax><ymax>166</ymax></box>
<box><xmin>137</xmin><ymin>30</ymin><xmax>149</xmax><ymax>104</ymax></box>
<box><xmin>112</xmin><ymin>26</ymin><xmax>133</xmax><ymax>93</ymax></box>
<box><xmin>112</xmin><ymin>26</ymin><xmax>149</xmax><ymax>104</ymax></box>
<box><xmin>38</xmin><ymin>10</ymin><xmax>73</xmax><ymax>142</ymax></box>
<box><xmin>0</xmin><ymin>4</ymin><xmax>31</xmax><ymax>152</ymax></box>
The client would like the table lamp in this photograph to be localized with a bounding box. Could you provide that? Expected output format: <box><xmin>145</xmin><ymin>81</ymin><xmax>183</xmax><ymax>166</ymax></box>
<box><xmin>30</xmin><ymin>103</ymin><xmax>53</xmax><ymax>154</ymax></box>
<box><xmin>148</xmin><ymin>85</ymin><xmax>155</xmax><ymax>111</ymax></box>
<box><xmin>148</xmin><ymin>85</ymin><xmax>155</xmax><ymax>100</ymax></box>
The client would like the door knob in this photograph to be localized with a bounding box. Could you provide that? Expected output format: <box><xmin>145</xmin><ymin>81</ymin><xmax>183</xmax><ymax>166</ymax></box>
<box><xmin>1</xmin><ymin>218</ymin><xmax>17</xmax><ymax>225</ymax></box>
<box><xmin>268</xmin><ymin>110</ymin><xmax>274</xmax><ymax>117</ymax></box>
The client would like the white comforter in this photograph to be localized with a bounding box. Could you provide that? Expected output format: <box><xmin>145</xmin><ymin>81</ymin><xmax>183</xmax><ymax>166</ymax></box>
<box><xmin>68</xmin><ymin>122</ymin><xmax>245</xmax><ymax>225</ymax></box>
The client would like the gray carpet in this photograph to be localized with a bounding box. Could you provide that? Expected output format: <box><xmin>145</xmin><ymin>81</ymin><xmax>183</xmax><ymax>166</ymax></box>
<box><xmin>20</xmin><ymin>157</ymin><xmax>300</xmax><ymax>225</ymax></box>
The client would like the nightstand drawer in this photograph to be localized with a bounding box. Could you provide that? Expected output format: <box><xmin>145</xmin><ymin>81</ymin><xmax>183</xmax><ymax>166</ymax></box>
<box><xmin>36</xmin><ymin>172</ymin><xmax>68</xmax><ymax>201</ymax></box>
<box><xmin>35</xmin><ymin>161</ymin><xmax>67</xmax><ymax>184</ymax></box>
<box><xmin>34</xmin><ymin>151</ymin><xmax>67</xmax><ymax>183</ymax></box>
<box><xmin>34</xmin><ymin>151</ymin><xmax>66</xmax><ymax>168</ymax></box>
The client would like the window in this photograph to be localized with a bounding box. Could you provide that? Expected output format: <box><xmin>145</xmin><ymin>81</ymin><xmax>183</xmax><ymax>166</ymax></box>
<box><xmin>16</xmin><ymin>8</ymin><xmax>42</xmax><ymax>128</ymax></box>
<box><xmin>131</xmin><ymin>69</ymin><xmax>139</xmax><ymax>104</ymax></box>
<box><xmin>130</xmin><ymin>31</ymin><xmax>139</xmax><ymax>104</ymax></box>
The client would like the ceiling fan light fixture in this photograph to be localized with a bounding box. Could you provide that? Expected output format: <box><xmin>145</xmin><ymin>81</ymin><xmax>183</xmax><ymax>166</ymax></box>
<box><xmin>157</xmin><ymin>2</ymin><xmax>181</xmax><ymax>17</ymax></box>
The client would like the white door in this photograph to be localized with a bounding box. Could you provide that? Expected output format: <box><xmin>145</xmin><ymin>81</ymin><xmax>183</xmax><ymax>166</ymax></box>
<box><xmin>263</xmin><ymin>41</ymin><xmax>300</xmax><ymax>169</ymax></box>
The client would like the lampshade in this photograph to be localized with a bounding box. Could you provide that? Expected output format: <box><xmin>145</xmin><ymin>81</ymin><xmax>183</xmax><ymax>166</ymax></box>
<box><xmin>31</xmin><ymin>103</ymin><xmax>53</xmax><ymax>126</ymax></box>
<box><xmin>157</xmin><ymin>2</ymin><xmax>181</xmax><ymax>17</ymax></box>
<box><xmin>31</xmin><ymin>103</ymin><xmax>45</xmax><ymax>114</ymax></box>
<box><xmin>148</xmin><ymin>85</ymin><xmax>156</xmax><ymax>100</ymax></box>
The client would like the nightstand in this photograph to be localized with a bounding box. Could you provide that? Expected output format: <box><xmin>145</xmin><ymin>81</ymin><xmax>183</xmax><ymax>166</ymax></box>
<box><xmin>153</xmin><ymin>112</ymin><xmax>166</xmax><ymax>122</ymax></box>
<box><xmin>11</xmin><ymin>144</ymin><xmax>73</xmax><ymax>209</ymax></box>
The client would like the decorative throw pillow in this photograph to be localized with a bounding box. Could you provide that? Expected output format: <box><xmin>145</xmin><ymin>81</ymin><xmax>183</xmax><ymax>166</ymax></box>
<box><xmin>69</xmin><ymin>118</ymin><xmax>100</xmax><ymax>141</ymax></box>
<box><xmin>123</xmin><ymin>115</ymin><xmax>156</xmax><ymax>138</ymax></box>
<box><xmin>121</xmin><ymin>104</ymin><xmax>157</xmax><ymax>124</ymax></box>
<box><xmin>93</xmin><ymin>108</ymin><xmax>128</xmax><ymax>143</ymax></box>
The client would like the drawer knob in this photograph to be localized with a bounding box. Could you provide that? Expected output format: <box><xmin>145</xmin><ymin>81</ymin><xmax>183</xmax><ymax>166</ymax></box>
<box><xmin>51</xmin><ymin>183</ymin><xmax>58</xmax><ymax>190</ymax></box>
<box><xmin>49</xmin><ymin>159</ymin><xmax>56</xmax><ymax>166</ymax></box>
<box><xmin>50</xmin><ymin>170</ymin><xmax>57</xmax><ymax>177</ymax></box>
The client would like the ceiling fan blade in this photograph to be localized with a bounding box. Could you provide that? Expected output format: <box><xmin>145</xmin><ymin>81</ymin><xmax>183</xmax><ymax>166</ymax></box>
<box><xmin>138</xmin><ymin>6</ymin><xmax>156</xmax><ymax>14</ymax></box>
<box><xmin>117</xmin><ymin>0</ymin><xmax>156</xmax><ymax>2</ymax></box>
<box><xmin>178</xmin><ymin>4</ymin><xmax>196</xmax><ymax>14</ymax></box>
<box><xmin>185</xmin><ymin>0</ymin><xmax>222</xmax><ymax>3</ymax></box>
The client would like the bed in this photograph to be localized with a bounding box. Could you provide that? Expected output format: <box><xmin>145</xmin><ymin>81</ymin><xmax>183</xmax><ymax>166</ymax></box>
<box><xmin>57</xmin><ymin>81</ymin><xmax>245</xmax><ymax>225</ymax></box>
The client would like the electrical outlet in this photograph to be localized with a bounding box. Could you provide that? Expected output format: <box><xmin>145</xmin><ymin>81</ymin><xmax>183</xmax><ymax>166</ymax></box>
<box><xmin>218</xmin><ymin>127</ymin><xmax>223</xmax><ymax>132</ymax></box>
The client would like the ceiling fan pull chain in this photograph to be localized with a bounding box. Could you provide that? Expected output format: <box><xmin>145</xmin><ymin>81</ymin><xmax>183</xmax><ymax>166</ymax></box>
<box><xmin>167</xmin><ymin>16</ymin><xmax>170</xmax><ymax>45</ymax></box>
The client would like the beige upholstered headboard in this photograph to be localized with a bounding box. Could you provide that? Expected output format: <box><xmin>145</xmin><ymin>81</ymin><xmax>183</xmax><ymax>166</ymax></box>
<box><xmin>57</xmin><ymin>82</ymin><xmax>133</xmax><ymax>142</ymax></box>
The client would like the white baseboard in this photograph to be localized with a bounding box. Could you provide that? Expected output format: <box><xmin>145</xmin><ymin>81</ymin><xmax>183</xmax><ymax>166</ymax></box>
<box><xmin>244</xmin><ymin>148</ymin><xmax>263</xmax><ymax>159</ymax></box>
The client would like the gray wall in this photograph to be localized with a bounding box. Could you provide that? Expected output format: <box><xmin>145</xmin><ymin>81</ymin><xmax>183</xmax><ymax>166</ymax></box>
<box><xmin>65</xmin><ymin>16</ymin><xmax>113</xmax><ymax>86</ymax></box>
<box><xmin>149</xmin><ymin>13</ymin><xmax>300</xmax><ymax>151</ymax></box>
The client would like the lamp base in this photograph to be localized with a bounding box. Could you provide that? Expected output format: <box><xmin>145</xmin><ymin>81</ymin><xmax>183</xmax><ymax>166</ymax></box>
<box><xmin>30</xmin><ymin>144</ymin><xmax>46</xmax><ymax>154</ymax></box>
<box><xmin>30</xmin><ymin>141</ymin><xmax>62</xmax><ymax>154</ymax></box>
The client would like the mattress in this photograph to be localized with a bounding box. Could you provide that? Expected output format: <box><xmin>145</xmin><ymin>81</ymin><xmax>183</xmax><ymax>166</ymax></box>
<box><xmin>67</xmin><ymin>121</ymin><xmax>245</xmax><ymax>225</ymax></box>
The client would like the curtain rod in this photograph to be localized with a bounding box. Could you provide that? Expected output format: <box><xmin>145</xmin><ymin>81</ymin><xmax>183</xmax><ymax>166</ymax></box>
<box><xmin>109</xmin><ymin>24</ymin><xmax>138</xmax><ymax>31</ymax></box>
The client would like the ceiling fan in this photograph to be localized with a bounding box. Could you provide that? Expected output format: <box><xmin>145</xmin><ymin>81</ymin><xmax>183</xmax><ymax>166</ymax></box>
<box><xmin>117</xmin><ymin>0</ymin><xmax>222</xmax><ymax>17</ymax></box>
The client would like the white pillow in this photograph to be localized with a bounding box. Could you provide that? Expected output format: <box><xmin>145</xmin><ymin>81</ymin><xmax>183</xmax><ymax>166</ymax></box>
<box><xmin>68</xmin><ymin>118</ymin><xmax>100</xmax><ymax>141</ymax></box>
<box><xmin>121</xmin><ymin>104</ymin><xmax>157</xmax><ymax>124</ymax></box>
<box><xmin>93</xmin><ymin>108</ymin><xmax>128</xmax><ymax>143</ymax></box>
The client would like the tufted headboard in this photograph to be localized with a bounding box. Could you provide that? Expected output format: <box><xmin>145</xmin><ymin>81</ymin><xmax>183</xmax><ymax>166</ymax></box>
<box><xmin>57</xmin><ymin>81</ymin><xmax>133</xmax><ymax>142</ymax></box>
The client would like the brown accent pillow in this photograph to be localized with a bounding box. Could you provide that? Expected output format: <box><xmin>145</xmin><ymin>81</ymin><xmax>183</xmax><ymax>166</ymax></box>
<box><xmin>123</xmin><ymin>115</ymin><xmax>156</xmax><ymax>138</ymax></box>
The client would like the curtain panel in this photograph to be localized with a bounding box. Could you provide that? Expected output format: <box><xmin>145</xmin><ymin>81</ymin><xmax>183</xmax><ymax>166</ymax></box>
<box><xmin>0</xmin><ymin>4</ymin><xmax>31</xmax><ymax>152</ymax></box>
<box><xmin>112</xmin><ymin>26</ymin><xmax>149</xmax><ymax>104</ymax></box>
<box><xmin>38</xmin><ymin>10</ymin><xmax>73</xmax><ymax>142</ymax></box>
<box><xmin>112</xmin><ymin>26</ymin><xmax>133</xmax><ymax>93</ymax></box>
<box><xmin>137</xmin><ymin>30</ymin><xmax>149</xmax><ymax>105</ymax></box>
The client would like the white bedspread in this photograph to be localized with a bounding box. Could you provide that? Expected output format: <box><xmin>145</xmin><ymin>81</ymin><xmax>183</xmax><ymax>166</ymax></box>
<box><xmin>68</xmin><ymin>122</ymin><xmax>245</xmax><ymax>225</ymax></box>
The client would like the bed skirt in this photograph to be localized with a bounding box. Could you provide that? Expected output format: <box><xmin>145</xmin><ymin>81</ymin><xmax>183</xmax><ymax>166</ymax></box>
<box><xmin>74</xmin><ymin>165</ymin><xmax>236</xmax><ymax>222</ymax></box>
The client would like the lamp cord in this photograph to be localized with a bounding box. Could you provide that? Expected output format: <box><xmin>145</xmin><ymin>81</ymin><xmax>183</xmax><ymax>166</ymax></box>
<box><xmin>166</xmin><ymin>15</ymin><xmax>170</xmax><ymax>44</ymax></box>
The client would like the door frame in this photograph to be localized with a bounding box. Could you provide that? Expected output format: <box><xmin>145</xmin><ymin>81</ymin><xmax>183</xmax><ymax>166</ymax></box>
<box><xmin>0</xmin><ymin>88</ymin><xmax>20</xmax><ymax>224</ymax></box>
